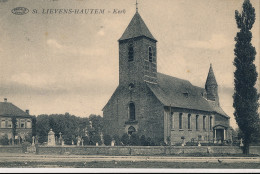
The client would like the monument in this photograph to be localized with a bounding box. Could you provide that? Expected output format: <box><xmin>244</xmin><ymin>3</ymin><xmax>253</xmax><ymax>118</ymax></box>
<box><xmin>48</xmin><ymin>129</ymin><xmax>56</xmax><ymax>146</ymax></box>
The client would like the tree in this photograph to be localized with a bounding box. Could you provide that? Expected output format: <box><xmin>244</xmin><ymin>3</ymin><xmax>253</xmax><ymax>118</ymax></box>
<box><xmin>31</xmin><ymin>116</ymin><xmax>37</xmax><ymax>137</ymax></box>
<box><xmin>36</xmin><ymin>115</ymin><xmax>50</xmax><ymax>143</ymax></box>
<box><xmin>233</xmin><ymin>0</ymin><xmax>259</xmax><ymax>154</ymax></box>
<box><xmin>11</xmin><ymin>117</ymin><xmax>17</xmax><ymax>145</ymax></box>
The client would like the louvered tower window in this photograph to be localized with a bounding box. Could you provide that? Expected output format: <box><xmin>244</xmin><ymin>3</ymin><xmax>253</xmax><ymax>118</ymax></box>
<box><xmin>128</xmin><ymin>43</ymin><xmax>134</xmax><ymax>62</ymax></box>
<box><xmin>148</xmin><ymin>46</ymin><xmax>153</xmax><ymax>62</ymax></box>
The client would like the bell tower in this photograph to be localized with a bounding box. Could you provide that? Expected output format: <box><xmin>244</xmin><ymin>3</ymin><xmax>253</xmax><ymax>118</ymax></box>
<box><xmin>118</xmin><ymin>11</ymin><xmax>157</xmax><ymax>87</ymax></box>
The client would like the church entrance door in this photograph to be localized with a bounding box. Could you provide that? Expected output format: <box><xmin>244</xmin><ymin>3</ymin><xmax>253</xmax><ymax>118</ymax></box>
<box><xmin>216</xmin><ymin>129</ymin><xmax>224</xmax><ymax>142</ymax></box>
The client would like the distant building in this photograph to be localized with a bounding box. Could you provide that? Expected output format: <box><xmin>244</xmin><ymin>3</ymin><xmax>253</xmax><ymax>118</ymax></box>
<box><xmin>103</xmin><ymin>11</ymin><xmax>231</xmax><ymax>144</ymax></box>
<box><xmin>0</xmin><ymin>98</ymin><xmax>32</xmax><ymax>141</ymax></box>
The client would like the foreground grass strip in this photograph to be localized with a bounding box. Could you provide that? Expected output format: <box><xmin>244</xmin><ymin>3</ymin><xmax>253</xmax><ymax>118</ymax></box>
<box><xmin>0</xmin><ymin>161</ymin><xmax>259</xmax><ymax>168</ymax></box>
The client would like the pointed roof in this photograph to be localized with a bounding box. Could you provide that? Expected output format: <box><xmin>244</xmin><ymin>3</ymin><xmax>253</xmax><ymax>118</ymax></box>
<box><xmin>119</xmin><ymin>12</ymin><xmax>157</xmax><ymax>41</ymax></box>
<box><xmin>205</xmin><ymin>64</ymin><xmax>218</xmax><ymax>86</ymax></box>
<box><xmin>0</xmin><ymin>102</ymin><xmax>31</xmax><ymax>117</ymax></box>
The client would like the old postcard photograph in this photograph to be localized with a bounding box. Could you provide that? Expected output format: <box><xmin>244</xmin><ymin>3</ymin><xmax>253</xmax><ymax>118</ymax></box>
<box><xmin>0</xmin><ymin>0</ymin><xmax>259</xmax><ymax>172</ymax></box>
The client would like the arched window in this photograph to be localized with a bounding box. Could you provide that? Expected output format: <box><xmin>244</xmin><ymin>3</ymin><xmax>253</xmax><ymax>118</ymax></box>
<box><xmin>210</xmin><ymin>116</ymin><xmax>212</xmax><ymax>130</ymax></box>
<box><xmin>129</xmin><ymin>102</ymin><xmax>135</xmax><ymax>120</ymax></box>
<box><xmin>148</xmin><ymin>46</ymin><xmax>153</xmax><ymax>62</ymax></box>
<box><xmin>196</xmin><ymin>115</ymin><xmax>199</xmax><ymax>130</ymax></box>
<box><xmin>128</xmin><ymin>43</ymin><xmax>134</xmax><ymax>62</ymax></box>
<box><xmin>203</xmin><ymin>116</ymin><xmax>206</xmax><ymax>131</ymax></box>
<box><xmin>188</xmin><ymin>114</ymin><xmax>191</xmax><ymax>130</ymax></box>
<box><xmin>128</xmin><ymin>126</ymin><xmax>136</xmax><ymax>135</ymax></box>
<box><xmin>179</xmin><ymin>113</ymin><xmax>183</xmax><ymax>129</ymax></box>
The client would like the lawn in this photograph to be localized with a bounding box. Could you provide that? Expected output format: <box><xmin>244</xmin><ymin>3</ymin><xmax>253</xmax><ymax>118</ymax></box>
<box><xmin>0</xmin><ymin>161</ymin><xmax>259</xmax><ymax>168</ymax></box>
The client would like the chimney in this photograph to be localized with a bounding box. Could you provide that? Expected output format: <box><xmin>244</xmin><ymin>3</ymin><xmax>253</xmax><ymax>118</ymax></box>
<box><xmin>26</xmin><ymin>110</ymin><xmax>30</xmax><ymax>115</ymax></box>
<box><xmin>4</xmin><ymin>98</ymin><xmax>7</xmax><ymax>102</ymax></box>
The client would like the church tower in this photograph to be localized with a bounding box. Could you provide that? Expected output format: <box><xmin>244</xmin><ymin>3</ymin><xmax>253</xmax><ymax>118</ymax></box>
<box><xmin>118</xmin><ymin>11</ymin><xmax>157</xmax><ymax>87</ymax></box>
<box><xmin>205</xmin><ymin>64</ymin><xmax>219</xmax><ymax>105</ymax></box>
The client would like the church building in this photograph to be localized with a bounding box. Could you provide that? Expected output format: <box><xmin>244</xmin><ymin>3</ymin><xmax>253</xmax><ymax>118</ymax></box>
<box><xmin>103</xmin><ymin>10</ymin><xmax>231</xmax><ymax>144</ymax></box>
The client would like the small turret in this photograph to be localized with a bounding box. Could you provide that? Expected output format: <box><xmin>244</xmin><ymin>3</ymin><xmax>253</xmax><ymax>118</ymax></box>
<box><xmin>205</xmin><ymin>64</ymin><xmax>219</xmax><ymax>105</ymax></box>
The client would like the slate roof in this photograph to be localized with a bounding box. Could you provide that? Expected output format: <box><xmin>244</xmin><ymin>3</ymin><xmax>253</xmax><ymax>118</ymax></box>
<box><xmin>0</xmin><ymin>102</ymin><xmax>30</xmax><ymax>117</ymax></box>
<box><xmin>205</xmin><ymin>64</ymin><xmax>217</xmax><ymax>86</ymax></box>
<box><xmin>119</xmin><ymin>12</ymin><xmax>157</xmax><ymax>41</ymax></box>
<box><xmin>147</xmin><ymin>73</ymin><xmax>229</xmax><ymax>118</ymax></box>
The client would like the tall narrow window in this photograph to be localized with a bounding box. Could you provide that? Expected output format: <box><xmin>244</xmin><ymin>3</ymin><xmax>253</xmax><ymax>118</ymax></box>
<box><xmin>196</xmin><ymin>115</ymin><xmax>199</xmax><ymax>130</ymax></box>
<box><xmin>203</xmin><ymin>116</ymin><xmax>206</xmax><ymax>130</ymax></box>
<box><xmin>129</xmin><ymin>102</ymin><xmax>135</xmax><ymax>120</ymax></box>
<box><xmin>171</xmin><ymin>112</ymin><xmax>174</xmax><ymax>129</ymax></box>
<box><xmin>210</xmin><ymin>116</ymin><xmax>212</xmax><ymax>130</ymax></box>
<box><xmin>148</xmin><ymin>46</ymin><xmax>153</xmax><ymax>62</ymax></box>
<box><xmin>179</xmin><ymin>113</ymin><xmax>183</xmax><ymax>129</ymax></box>
<box><xmin>128</xmin><ymin>43</ymin><xmax>134</xmax><ymax>62</ymax></box>
<box><xmin>188</xmin><ymin>114</ymin><xmax>191</xmax><ymax>130</ymax></box>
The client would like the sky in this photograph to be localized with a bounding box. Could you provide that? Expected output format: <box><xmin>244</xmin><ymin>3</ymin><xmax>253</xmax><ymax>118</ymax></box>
<box><xmin>0</xmin><ymin>0</ymin><xmax>259</xmax><ymax>129</ymax></box>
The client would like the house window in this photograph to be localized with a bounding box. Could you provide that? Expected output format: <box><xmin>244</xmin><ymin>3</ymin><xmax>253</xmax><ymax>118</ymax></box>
<box><xmin>210</xmin><ymin>116</ymin><xmax>212</xmax><ymax>130</ymax></box>
<box><xmin>128</xmin><ymin>43</ymin><xmax>134</xmax><ymax>62</ymax></box>
<box><xmin>148</xmin><ymin>46</ymin><xmax>153</xmax><ymax>62</ymax></box>
<box><xmin>179</xmin><ymin>113</ymin><xmax>183</xmax><ymax>129</ymax></box>
<box><xmin>7</xmin><ymin>119</ymin><xmax>12</xmax><ymax>128</ymax></box>
<box><xmin>188</xmin><ymin>114</ymin><xmax>191</xmax><ymax>130</ymax></box>
<box><xmin>196</xmin><ymin>115</ymin><xmax>199</xmax><ymax>130</ymax></box>
<box><xmin>20</xmin><ymin>119</ymin><xmax>25</xmax><ymax>128</ymax></box>
<box><xmin>1</xmin><ymin>119</ymin><xmax>5</xmax><ymax>128</ymax></box>
<box><xmin>129</xmin><ymin>102</ymin><xmax>135</xmax><ymax>120</ymax></box>
<box><xmin>27</xmin><ymin>120</ymin><xmax>32</xmax><ymax>129</ymax></box>
<box><xmin>203</xmin><ymin>116</ymin><xmax>206</xmax><ymax>130</ymax></box>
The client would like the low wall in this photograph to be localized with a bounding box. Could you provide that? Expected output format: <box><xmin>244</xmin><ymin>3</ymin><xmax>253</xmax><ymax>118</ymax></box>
<box><xmin>0</xmin><ymin>145</ymin><xmax>24</xmax><ymax>153</ymax></box>
<box><xmin>2</xmin><ymin>145</ymin><xmax>259</xmax><ymax>156</ymax></box>
<box><xmin>36</xmin><ymin>146</ymin><xmax>244</xmax><ymax>155</ymax></box>
<box><xmin>250</xmin><ymin>146</ymin><xmax>260</xmax><ymax>155</ymax></box>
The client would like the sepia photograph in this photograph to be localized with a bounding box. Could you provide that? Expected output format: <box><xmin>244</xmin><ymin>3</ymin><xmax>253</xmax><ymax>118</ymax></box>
<box><xmin>0</xmin><ymin>0</ymin><xmax>259</xmax><ymax>173</ymax></box>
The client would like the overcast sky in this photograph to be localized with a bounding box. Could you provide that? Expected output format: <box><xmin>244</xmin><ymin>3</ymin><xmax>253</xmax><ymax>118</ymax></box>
<box><xmin>0</xmin><ymin>0</ymin><xmax>259</xmax><ymax>129</ymax></box>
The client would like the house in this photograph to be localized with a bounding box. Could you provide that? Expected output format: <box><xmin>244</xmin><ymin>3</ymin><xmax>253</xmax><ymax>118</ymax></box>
<box><xmin>0</xmin><ymin>98</ymin><xmax>32</xmax><ymax>141</ymax></box>
<box><xmin>103</xmin><ymin>10</ymin><xmax>231</xmax><ymax>144</ymax></box>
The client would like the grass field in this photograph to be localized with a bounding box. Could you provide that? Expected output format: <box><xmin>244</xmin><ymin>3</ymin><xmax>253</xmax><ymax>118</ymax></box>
<box><xmin>0</xmin><ymin>161</ymin><xmax>259</xmax><ymax>168</ymax></box>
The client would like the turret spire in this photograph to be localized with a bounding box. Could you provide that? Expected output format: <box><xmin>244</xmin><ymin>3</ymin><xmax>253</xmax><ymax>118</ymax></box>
<box><xmin>205</xmin><ymin>64</ymin><xmax>219</xmax><ymax>105</ymax></box>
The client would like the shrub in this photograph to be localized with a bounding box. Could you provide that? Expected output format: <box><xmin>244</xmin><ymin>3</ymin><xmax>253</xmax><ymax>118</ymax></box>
<box><xmin>113</xmin><ymin>135</ymin><xmax>121</xmax><ymax>146</ymax></box>
<box><xmin>140</xmin><ymin>135</ymin><xmax>147</xmax><ymax>146</ymax></box>
<box><xmin>121</xmin><ymin>133</ymin><xmax>130</xmax><ymax>146</ymax></box>
<box><xmin>129</xmin><ymin>133</ymin><xmax>140</xmax><ymax>146</ymax></box>
<box><xmin>0</xmin><ymin>134</ymin><xmax>9</xmax><ymax>145</ymax></box>
<box><xmin>25</xmin><ymin>132</ymin><xmax>32</xmax><ymax>143</ymax></box>
<box><xmin>103</xmin><ymin>134</ymin><xmax>112</xmax><ymax>146</ymax></box>
<box><xmin>82</xmin><ymin>136</ymin><xmax>89</xmax><ymax>146</ymax></box>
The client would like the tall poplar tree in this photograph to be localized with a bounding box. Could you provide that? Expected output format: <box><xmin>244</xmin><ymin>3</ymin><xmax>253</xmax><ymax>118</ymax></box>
<box><xmin>233</xmin><ymin>0</ymin><xmax>259</xmax><ymax>154</ymax></box>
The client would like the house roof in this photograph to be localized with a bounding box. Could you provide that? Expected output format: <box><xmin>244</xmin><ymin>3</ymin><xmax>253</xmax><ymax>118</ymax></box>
<box><xmin>205</xmin><ymin>64</ymin><xmax>217</xmax><ymax>86</ymax></box>
<box><xmin>147</xmin><ymin>73</ymin><xmax>229</xmax><ymax>118</ymax></box>
<box><xmin>119</xmin><ymin>12</ymin><xmax>157</xmax><ymax>42</ymax></box>
<box><xmin>0</xmin><ymin>102</ymin><xmax>30</xmax><ymax>117</ymax></box>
